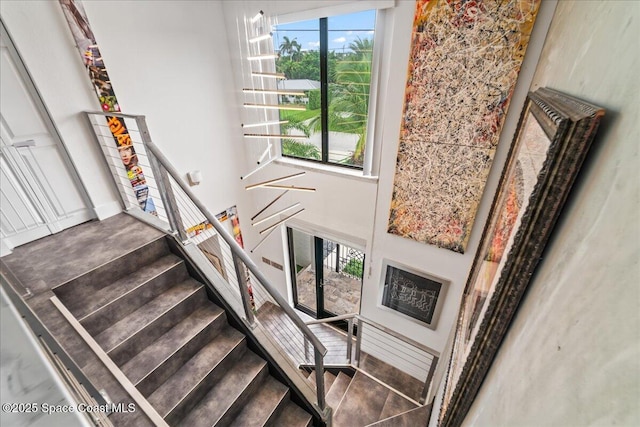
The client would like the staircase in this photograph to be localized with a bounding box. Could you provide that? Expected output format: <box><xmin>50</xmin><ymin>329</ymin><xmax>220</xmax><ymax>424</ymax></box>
<box><xmin>304</xmin><ymin>368</ymin><xmax>427</xmax><ymax>427</ymax></box>
<box><xmin>51</xmin><ymin>235</ymin><xmax>312</xmax><ymax>427</ymax></box>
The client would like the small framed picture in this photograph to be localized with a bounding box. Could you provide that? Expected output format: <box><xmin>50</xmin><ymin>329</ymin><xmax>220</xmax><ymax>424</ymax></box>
<box><xmin>380</xmin><ymin>260</ymin><xmax>448</xmax><ymax>330</ymax></box>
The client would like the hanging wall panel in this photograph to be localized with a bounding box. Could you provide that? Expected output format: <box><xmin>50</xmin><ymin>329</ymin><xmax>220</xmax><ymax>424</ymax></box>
<box><xmin>388</xmin><ymin>0</ymin><xmax>541</xmax><ymax>253</ymax></box>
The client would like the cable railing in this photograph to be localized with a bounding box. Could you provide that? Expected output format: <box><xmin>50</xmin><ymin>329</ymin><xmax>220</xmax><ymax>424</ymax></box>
<box><xmin>84</xmin><ymin>111</ymin><xmax>330</xmax><ymax>421</ymax></box>
<box><xmin>304</xmin><ymin>313</ymin><xmax>439</xmax><ymax>405</ymax></box>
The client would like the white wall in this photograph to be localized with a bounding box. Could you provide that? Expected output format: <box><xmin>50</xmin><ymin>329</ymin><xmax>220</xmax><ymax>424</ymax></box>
<box><xmin>432</xmin><ymin>1</ymin><xmax>640</xmax><ymax>425</ymax></box>
<box><xmin>222</xmin><ymin>0</ymin><xmax>557</xmax><ymax>375</ymax></box>
<box><xmin>0</xmin><ymin>1</ymin><xmax>121</xmax><ymax>219</ymax></box>
<box><xmin>221</xmin><ymin>0</ymin><xmax>381</xmax><ymax>299</ymax></box>
<box><xmin>81</xmin><ymin>0</ymin><xmax>244</xmax><ymax>216</ymax></box>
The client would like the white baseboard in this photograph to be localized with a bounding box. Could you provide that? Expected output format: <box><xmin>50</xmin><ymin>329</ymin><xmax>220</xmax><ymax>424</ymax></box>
<box><xmin>93</xmin><ymin>200</ymin><xmax>123</xmax><ymax>220</ymax></box>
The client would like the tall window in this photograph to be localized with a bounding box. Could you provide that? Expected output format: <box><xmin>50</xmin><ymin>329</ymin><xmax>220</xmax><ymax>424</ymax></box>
<box><xmin>273</xmin><ymin>10</ymin><xmax>376</xmax><ymax>169</ymax></box>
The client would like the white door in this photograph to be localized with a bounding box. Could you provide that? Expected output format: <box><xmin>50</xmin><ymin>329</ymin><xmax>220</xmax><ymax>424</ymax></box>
<box><xmin>0</xmin><ymin>29</ymin><xmax>94</xmax><ymax>251</ymax></box>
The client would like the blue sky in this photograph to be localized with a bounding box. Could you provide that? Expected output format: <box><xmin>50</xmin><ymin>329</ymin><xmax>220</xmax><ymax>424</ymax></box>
<box><xmin>272</xmin><ymin>10</ymin><xmax>376</xmax><ymax>54</ymax></box>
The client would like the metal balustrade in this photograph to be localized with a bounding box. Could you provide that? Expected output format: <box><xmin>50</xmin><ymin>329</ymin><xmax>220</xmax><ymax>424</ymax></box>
<box><xmin>304</xmin><ymin>313</ymin><xmax>439</xmax><ymax>405</ymax></box>
<box><xmin>85</xmin><ymin>111</ymin><xmax>330</xmax><ymax>421</ymax></box>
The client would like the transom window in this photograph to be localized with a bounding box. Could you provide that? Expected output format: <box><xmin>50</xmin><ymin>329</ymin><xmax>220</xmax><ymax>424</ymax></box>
<box><xmin>272</xmin><ymin>10</ymin><xmax>376</xmax><ymax>169</ymax></box>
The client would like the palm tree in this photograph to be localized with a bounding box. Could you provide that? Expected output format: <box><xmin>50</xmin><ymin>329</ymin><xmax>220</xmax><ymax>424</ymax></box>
<box><xmin>330</xmin><ymin>37</ymin><xmax>372</xmax><ymax>165</ymax></box>
<box><xmin>279</xmin><ymin>37</ymin><xmax>373</xmax><ymax>166</ymax></box>
<box><xmin>279</xmin><ymin>36</ymin><xmax>302</xmax><ymax>59</ymax></box>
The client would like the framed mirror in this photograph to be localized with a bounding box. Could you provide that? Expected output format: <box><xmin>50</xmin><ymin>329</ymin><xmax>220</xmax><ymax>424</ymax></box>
<box><xmin>440</xmin><ymin>87</ymin><xmax>605</xmax><ymax>426</ymax></box>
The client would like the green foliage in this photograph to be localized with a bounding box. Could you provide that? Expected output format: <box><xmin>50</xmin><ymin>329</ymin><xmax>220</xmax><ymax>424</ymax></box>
<box><xmin>282</xmin><ymin>139</ymin><xmax>321</xmax><ymax>160</ymax></box>
<box><xmin>342</xmin><ymin>258</ymin><xmax>364</xmax><ymax>279</ymax></box>
<box><xmin>276</xmin><ymin>50</ymin><xmax>320</xmax><ymax>80</ymax></box>
<box><xmin>279</xmin><ymin>36</ymin><xmax>302</xmax><ymax>59</ymax></box>
<box><xmin>275</xmin><ymin>37</ymin><xmax>374</xmax><ymax>167</ymax></box>
<box><xmin>308</xmin><ymin>89</ymin><xmax>321</xmax><ymax>111</ymax></box>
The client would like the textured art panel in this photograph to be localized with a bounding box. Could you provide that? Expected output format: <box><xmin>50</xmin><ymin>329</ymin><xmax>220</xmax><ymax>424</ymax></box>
<box><xmin>388</xmin><ymin>0</ymin><xmax>541</xmax><ymax>253</ymax></box>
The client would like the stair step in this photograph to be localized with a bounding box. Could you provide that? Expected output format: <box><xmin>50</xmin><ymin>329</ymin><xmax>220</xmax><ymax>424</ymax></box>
<box><xmin>271</xmin><ymin>401</ymin><xmax>313</xmax><ymax>427</ymax></box>
<box><xmin>79</xmin><ymin>254</ymin><xmax>187</xmax><ymax>334</ymax></box>
<box><xmin>308</xmin><ymin>370</ymin><xmax>337</xmax><ymax>396</ymax></box>
<box><xmin>178</xmin><ymin>351</ymin><xmax>268</xmax><ymax>427</ymax></box>
<box><xmin>366</xmin><ymin>404</ymin><xmax>432</xmax><ymax>427</ymax></box>
<box><xmin>333</xmin><ymin>372</ymin><xmax>390</xmax><ymax>427</ymax></box>
<box><xmin>121</xmin><ymin>304</ymin><xmax>226</xmax><ymax>396</ymax></box>
<box><xmin>95</xmin><ymin>279</ymin><xmax>205</xmax><ymax>365</ymax></box>
<box><xmin>53</xmin><ymin>237</ymin><xmax>169</xmax><ymax>306</ymax></box>
<box><xmin>148</xmin><ymin>326</ymin><xmax>246</xmax><ymax>423</ymax></box>
<box><xmin>326</xmin><ymin>372</ymin><xmax>352</xmax><ymax>411</ymax></box>
<box><xmin>228</xmin><ymin>376</ymin><xmax>289</xmax><ymax>427</ymax></box>
<box><xmin>378</xmin><ymin>390</ymin><xmax>418</xmax><ymax>420</ymax></box>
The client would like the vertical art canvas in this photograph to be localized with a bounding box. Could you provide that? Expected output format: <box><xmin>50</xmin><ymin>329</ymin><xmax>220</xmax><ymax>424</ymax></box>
<box><xmin>388</xmin><ymin>0</ymin><xmax>541</xmax><ymax>253</ymax></box>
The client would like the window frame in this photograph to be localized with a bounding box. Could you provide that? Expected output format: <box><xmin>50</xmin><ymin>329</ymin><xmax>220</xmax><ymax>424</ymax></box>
<box><xmin>273</xmin><ymin>6</ymin><xmax>387</xmax><ymax>176</ymax></box>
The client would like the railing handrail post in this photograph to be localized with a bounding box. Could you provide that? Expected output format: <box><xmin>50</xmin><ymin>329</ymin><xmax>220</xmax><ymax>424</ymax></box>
<box><xmin>421</xmin><ymin>355</ymin><xmax>439</xmax><ymax>405</ymax></box>
<box><xmin>346</xmin><ymin>317</ymin><xmax>353</xmax><ymax>364</ymax></box>
<box><xmin>355</xmin><ymin>317</ymin><xmax>363</xmax><ymax>367</ymax></box>
<box><xmin>136</xmin><ymin>116</ymin><xmax>188</xmax><ymax>242</ymax></box>
<box><xmin>314</xmin><ymin>347</ymin><xmax>326</xmax><ymax>411</ymax></box>
<box><xmin>131</xmin><ymin>129</ymin><xmax>326</xmax><ymax>355</ymax></box>
<box><xmin>232</xmin><ymin>253</ymin><xmax>256</xmax><ymax>327</ymax></box>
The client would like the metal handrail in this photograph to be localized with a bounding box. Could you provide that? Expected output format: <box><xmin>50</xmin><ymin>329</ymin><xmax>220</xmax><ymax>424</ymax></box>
<box><xmin>84</xmin><ymin>111</ymin><xmax>329</xmax><ymax>418</ymax></box>
<box><xmin>304</xmin><ymin>313</ymin><xmax>440</xmax><ymax>404</ymax></box>
<box><xmin>305</xmin><ymin>313</ymin><xmax>437</xmax><ymax>356</ymax></box>
<box><xmin>305</xmin><ymin>313</ymin><xmax>358</xmax><ymax>325</ymax></box>
<box><xmin>0</xmin><ymin>268</ymin><xmax>111</xmax><ymax>422</ymax></box>
<box><xmin>143</xmin><ymin>139</ymin><xmax>327</xmax><ymax>356</ymax></box>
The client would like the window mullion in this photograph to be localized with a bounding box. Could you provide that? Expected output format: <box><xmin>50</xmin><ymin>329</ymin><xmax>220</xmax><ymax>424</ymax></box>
<box><xmin>319</xmin><ymin>17</ymin><xmax>329</xmax><ymax>163</ymax></box>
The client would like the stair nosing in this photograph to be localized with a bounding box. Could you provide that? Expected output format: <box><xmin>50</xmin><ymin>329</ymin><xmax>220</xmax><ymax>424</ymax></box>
<box><xmin>163</xmin><ymin>334</ymin><xmax>247</xmax><ymax>420</ymax></box>
<box><xmin>209</xmin><ymin>358</ymin><xmax>268</xmax><ymax>426</ymax></box>
<box><xmin>132</xmin><ymin>307</ymin><xmax>225</xmax><ymax>387</ymax></box>
<box><xmin>230</xmin><ymin>378</ymin><xmax>290</xmax><ymax>427</ymax></box>
<box><xmin>103</xmin><ymin>281</ymin><xmax>204</xmax><ymax>354</ymax></box>
<box><xmin>51</xmin><ymin>235</ymin><xmax>167</xmax><ymax>293</ymax></box>
<box><xmin>78</xmin><ymin>257</ymin><xmax>185</xmax><ymax>323</ymax></box>
<box><xmin>333</xmin><ymin>372</ymin><xmax>355</xmax><ymax>415</ymax></box>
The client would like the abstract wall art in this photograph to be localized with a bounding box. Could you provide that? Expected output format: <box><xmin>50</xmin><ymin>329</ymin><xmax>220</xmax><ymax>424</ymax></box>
<box><xmin>388</xmin><ymin>0</ymin><xmax>541</xmax><ymax>253</ymax></box>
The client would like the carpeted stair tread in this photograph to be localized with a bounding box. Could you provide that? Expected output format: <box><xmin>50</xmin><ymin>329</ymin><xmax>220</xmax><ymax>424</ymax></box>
<box><xmin>177</xmin><ymin>350</ymin><xmax>268</xmax><ymax>427</ymax></box>
<box><xmin>326</xmin><ymin>372</ymin><xmax>352</xmax><ymax>412</ymax></box>
<box><xmin>333</xmin><ymin>372</ymin><xmax>390</xmax><ymax>427</ymax></box>
<box><xmin>94</xmin><ymin>279</ymin><xmax>204</xmax><ymax>354</ymax></box>
<box><xmin>228</xmin><ymin>376</ymin><xmax>289</xmax><ymax>427</ymax></box>
<box><xmin>148</xmin><ymin>326</ymin><xmax>246</xmax><ymax>421</ymax></box>
<box><xmin>78</xmin><ymin>254</ymin><xmax>187</xmax><ymax>332</ymax></box>
<box><xmin>271</xmin><ymin>401</ymin><xmax>313</xmax><ymax>427</ymax></box>
<box><xmin>121</xmin><ymin>303</ymin><xmax>226</xmax><ymax>392</ymax></box>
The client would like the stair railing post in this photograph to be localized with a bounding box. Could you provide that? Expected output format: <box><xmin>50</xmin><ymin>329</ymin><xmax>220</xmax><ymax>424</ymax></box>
<box><xmin>346</xmin><ymin>317</ymin><xmax>353</xmax><ymax>364</ymax></box>
<box><xmin>314</xmin><ymin>346</ymin><xmax>326</xmax><ymax>413</ymax></box>
<box><xmin>232</xmin><ymin>253</ymin><xmax>256</xmax><ymax>328</ymax></box>
<box><xmin>420</xmin><ymin>355</ymin><xmax>439</xmax><ymax>405</ymax></box>
<box><xmin>355</xmin><ymin>317</ymin><xmax>363</xmax><ymax>367</ymax></box>
<box><xmin>304</xmin><ymin>335</ymin><xmax>310</xmax><ymax>362</ymax></box>
<box><xmin>136</xmin><ymin>116</ymin><xmax>188</xmax><ymax>242</ymax></box>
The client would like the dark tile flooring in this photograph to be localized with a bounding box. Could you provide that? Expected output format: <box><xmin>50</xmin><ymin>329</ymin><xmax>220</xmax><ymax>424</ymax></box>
<box><xmin>2</xmin><ymin>214</ymin><xmax>426</xmax><ymax>426</ymax></box>
<box><xmin>2</xmin><ymin>214</ymin><xmax>165</xmax><ymax>426</ymax></box>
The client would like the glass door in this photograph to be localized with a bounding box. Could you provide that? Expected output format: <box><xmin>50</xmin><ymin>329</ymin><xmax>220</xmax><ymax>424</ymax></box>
<box><xmin>287</xmin><ymin>227</ymin><xmax>364</xmax><ymax>319</ymax></box>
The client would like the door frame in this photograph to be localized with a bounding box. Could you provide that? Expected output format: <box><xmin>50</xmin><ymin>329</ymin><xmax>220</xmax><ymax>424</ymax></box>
<box><xmin>0</xmin><ymin>19</ymin><xmax>95</xmax><ymax>219</ymax></box>
<box><xmin>286</xmin><ymin>226</ymin><xmax>365</xmax><ymax>324</ymax></box>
